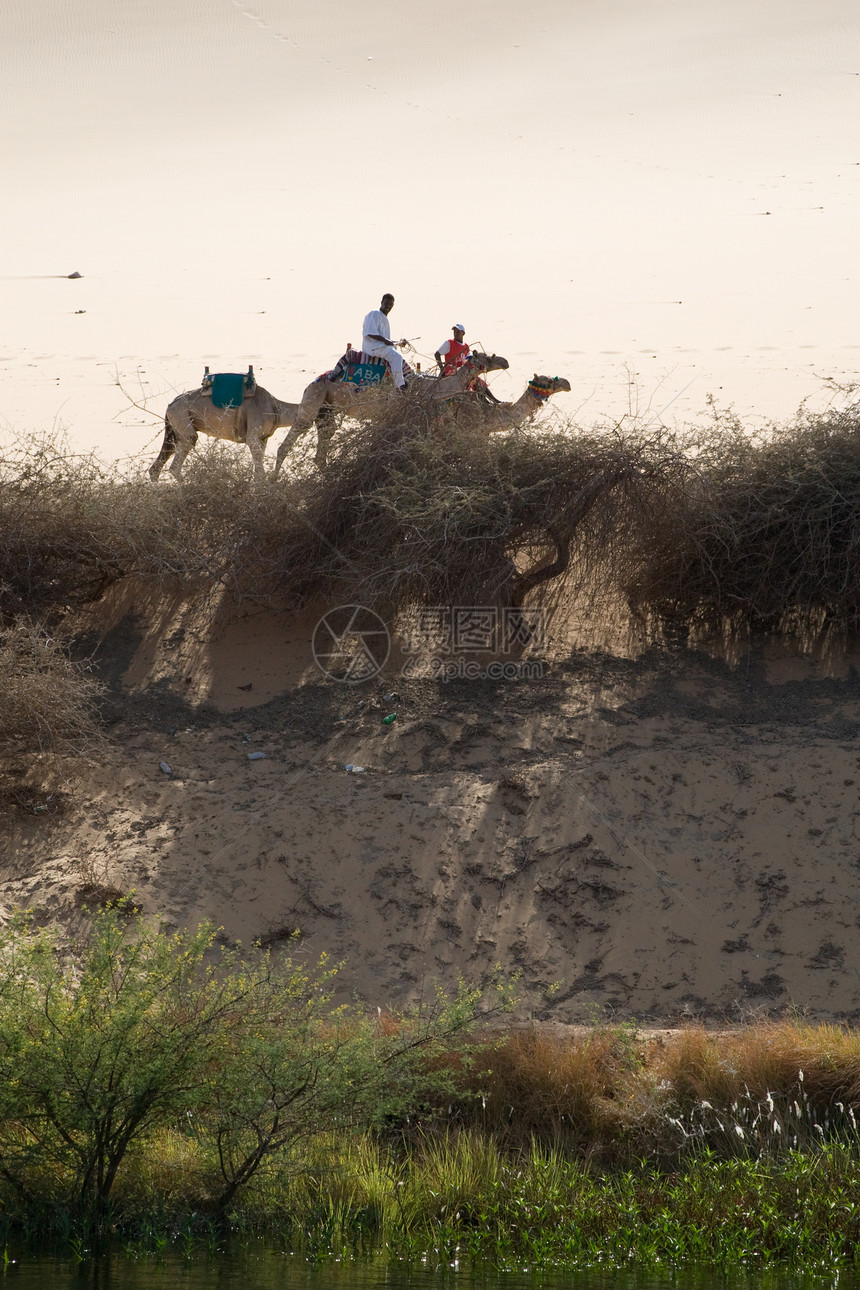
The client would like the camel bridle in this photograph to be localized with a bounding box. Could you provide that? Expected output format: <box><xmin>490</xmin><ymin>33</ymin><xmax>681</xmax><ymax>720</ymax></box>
<box><xmin>527</xmin><ymin>378</ymin><xmax>558</xmax><ymax>402</ymax></box>
<box><xmin>464</xmin><ymin>353</ymin><xmax>498</xmax><ymax>375</ymax></box>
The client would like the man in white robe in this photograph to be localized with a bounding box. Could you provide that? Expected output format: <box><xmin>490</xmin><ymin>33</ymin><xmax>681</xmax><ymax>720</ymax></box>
<box><xmin>362</xmin><ymin>293</ymin><xmax>408</xmax><ymax>389</ymax></box>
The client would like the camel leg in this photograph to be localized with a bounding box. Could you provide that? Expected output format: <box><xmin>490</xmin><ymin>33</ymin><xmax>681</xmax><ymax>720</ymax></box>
<box><xmin>273</xmin><ymin>426</ymin><xmax>306</xmax><ymax>476</ymax></box>
<box><xmin>168</xmin><ymin>431</ymin><xmax>197</xmax><ymax>481</ymax></box>
<box><xmin>274</xmin><ymin>383</ymin><xmax>330</xmax><ymax>475</ymax></box>
<box><xmin>246</xmin><ymin>424</ymin><xmax>268</xmax><ymax>484</ymax></box>
<box><xmin>164</xmin><ymin>407</ymin><xmax>198</xmax><ymax>481</ymax></box>
<box><xmin>149</xmin><ymin>417</ymin><xmax>175</xmax><ymax>481</ymax></box>
<box><xmin>314</xmin><ymin>404</ymin><xmax>337</xmax><ymax>470</ymax></box>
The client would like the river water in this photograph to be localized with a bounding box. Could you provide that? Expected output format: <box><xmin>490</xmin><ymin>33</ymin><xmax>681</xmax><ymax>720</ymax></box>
<box><xmin>1</xmin><ymin>1252</ymin><xmax>854</xmax><ymax>1290</ymax></box>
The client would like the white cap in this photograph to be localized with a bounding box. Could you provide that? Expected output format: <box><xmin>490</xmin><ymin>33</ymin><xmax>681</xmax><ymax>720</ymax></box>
<box><xmin>452</xmin><ymin>323</ymin><xmax>466</xmax><ymax>332</ymax></box>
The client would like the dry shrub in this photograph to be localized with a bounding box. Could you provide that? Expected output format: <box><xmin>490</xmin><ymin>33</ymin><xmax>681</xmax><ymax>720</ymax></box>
<box><xmin>652</xmin><ymin>1020</ymin><xmax>860</xmax><ymax>1110</ymax></box>
<box><xmin>0</xmin><ymin>418</ymin><xmax>677</xmax><ymax>625</ymax></box>
<box><xmin>0</xmin><ymin>620</ymin><xmax>103</xmax><ymax>759</ymax></box>
<box><xmin>74</xmin><ymin>884</ymin><xmax>143</xmax><ymax>914</ymax></box>
<box><xmin>459</xmin><ymin>1026</ymin><xmax>642</xmax><ymax>1149</ymax></box>
<box><xmin>0</xmin><ymin>781</ymin><xmax>68</xmax><ymax>817</ymax></box>
<box><xmin>6</xmin><ymin>396</ymin><xmax>860</xmax><ymax>644</ymax></box>
<box><xmin>0</xmin><ymin>431</ymin><xmax>126</xmax><ymax>616</ymax></box>
<box><xmin>0</xmin><ymin>433</ymin><xmax>280</xmax><ymax>618</ymax></box>
<box><xmin>628</xmin><ymin>395</ymin><xmax>860</xmax><ymax>631</ymax></box>
<box><xmin>263</xmin><ymin>410</ymin><xmax>678</xmax><ymax>623</ymax></box>
<box><xmin>441</xmin><ymin>1021</ymin><xmax>860</xmax><ymax>1161</ymax></box>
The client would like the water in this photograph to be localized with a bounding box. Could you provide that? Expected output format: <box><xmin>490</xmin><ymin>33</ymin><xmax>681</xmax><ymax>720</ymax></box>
<box><xmin>1</xmin><ymin>1251</ymin><xmax>854</xmax><ymax>1290</ymax></box>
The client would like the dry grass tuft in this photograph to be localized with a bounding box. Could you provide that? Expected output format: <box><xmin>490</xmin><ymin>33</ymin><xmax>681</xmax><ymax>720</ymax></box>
<box><xmin>0</xmin><ymin>619</ymin><xmax>103</xmax><ymax>760</ymax></box>
<box><xmin>459</xmin><ymin>1026</ymin><xmax>644</xmax><ymax>1150</ymax></box>
<box><xmin>652</xmin><ymin>1019</ymin><xmax>860</xmax><ymax>1109</ymax></box>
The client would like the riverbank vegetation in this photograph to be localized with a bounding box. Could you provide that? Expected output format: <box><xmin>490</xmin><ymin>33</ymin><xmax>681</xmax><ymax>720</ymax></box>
<box><xmin>1</xmin><ymin>911</ymin><xmax>860</xmax><ymax>1267</ymax></box>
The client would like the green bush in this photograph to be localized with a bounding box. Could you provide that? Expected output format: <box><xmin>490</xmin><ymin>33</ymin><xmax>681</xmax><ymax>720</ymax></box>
<box><xmin>0</xmin><ymin>909</ymin><xmax>502</xmax><ymax>1218</ymax></box>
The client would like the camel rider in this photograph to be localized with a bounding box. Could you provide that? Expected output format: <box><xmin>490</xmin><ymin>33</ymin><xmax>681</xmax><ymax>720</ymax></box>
<box><xmin>435</xmin><ymin>324</ymin><xmax>470</xmax><ymax>376</ymax></box>
<box><xmin>362</xmin><ymin>293</ymin><xmax>408</xmax><ymax>390</ymax></box>
<box><xmin>436</xmin><ymin>323</ymin><xmax>501</xmax><ymax>405</ymax></box>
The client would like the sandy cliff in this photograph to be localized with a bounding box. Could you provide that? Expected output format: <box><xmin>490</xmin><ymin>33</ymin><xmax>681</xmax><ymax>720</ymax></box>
<box><xmin>3</xmin><ymin>579</ymin><xmax>860</xmax><ymax>1025</ymax></box>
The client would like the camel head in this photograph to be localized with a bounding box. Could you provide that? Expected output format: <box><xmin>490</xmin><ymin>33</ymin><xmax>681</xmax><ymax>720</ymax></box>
<box><xmin>528</xmin><ymin>375</ymin><xmax>571</xmax><ymax>401</ymax></box>
<box><xmin>468</xmin><ymin>352</ymin><xmax>509</xmax><ymax>375</ymax></box>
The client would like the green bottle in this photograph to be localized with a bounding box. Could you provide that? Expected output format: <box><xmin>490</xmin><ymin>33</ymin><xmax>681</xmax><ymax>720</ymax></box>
<box><xmin>382</xmin><ymin>713</ymin><xmax>397</xmax><ymax>725</ymax></box>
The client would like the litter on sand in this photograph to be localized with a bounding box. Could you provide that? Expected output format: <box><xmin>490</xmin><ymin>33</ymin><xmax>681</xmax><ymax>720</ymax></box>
<box><xmin>247</xmin><ymin>751</ymin><xmax>267</xmax><ymax>760</ymax></box>
<box><xmin>344</xmin><ymin>764</ymin><xmax>366</xmax><ymax>773</ymax></box>
<box><xmin>159</xmin><ymin>762</ymin><xmax>172</xmax><ymax>775</ymax></box>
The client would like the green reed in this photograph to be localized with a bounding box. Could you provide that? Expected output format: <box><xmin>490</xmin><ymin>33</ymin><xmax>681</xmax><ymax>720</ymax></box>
<box><xmin>252</xmin><ymin>1133</ymin><xmax>860</xmax><ymax>1270</ymax></box>
<box><xmin>333</xmin><ymin>1136</ymin><xmax>860</xmax><ymax>1270</ymax></box>
<box><xmin>4</xmin><ymin>1127</ymin><xmax>860</xmax><ymax>1271</ymax></box>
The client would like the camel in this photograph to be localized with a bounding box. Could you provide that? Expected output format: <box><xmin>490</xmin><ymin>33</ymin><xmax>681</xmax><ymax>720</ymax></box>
<box><xmin>437</xmin><ymin>375</ymin><xmax>572</xmax><ymax>434</ymax></box>
<box><xmin>273</xmin><ymin>351</ymin><xmax>510</xmax><ymax>475</ymax></box>
<box><xmin>150</xmin><ymin>384</ymin><xmax>299</xmax><ymax>483</ymax></box>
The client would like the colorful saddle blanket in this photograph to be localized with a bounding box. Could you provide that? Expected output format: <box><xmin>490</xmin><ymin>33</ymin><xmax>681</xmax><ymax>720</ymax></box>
<box><xmin>317</xmin><ymin>349</ymin><xmax>414</xmax><ymax>387</ymax></box>
<box><xmin>203</xmin><ymin>370</ymin><xmax>256</xmax><ymax>408</ymax></box>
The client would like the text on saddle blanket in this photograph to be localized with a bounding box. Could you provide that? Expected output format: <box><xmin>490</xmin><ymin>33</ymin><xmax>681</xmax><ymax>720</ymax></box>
<box><xmin>316</xmin><ymin>347</ymin><xmax>415</xmax><ymax>388</ymax></box>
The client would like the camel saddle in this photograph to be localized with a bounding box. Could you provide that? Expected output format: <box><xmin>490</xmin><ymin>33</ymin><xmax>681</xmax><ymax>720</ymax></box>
<box><xmin>318</xmin><ymin>348</ymin><xmax>414</xmax><ymax>387</ymax></box>
<box><xmin>202</xmin><ymin>367</ymin><xmax>257</xmax><ymax>408</ymax></box>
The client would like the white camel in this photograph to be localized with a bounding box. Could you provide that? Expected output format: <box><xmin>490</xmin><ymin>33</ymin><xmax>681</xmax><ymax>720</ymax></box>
<box><xmin>150</xmin><ymin>385</ymin><xmax>299</xmax><ymax>484</ymax></box>
<box><xmin>273</xmin><ymin>351</ymin><xmax>510</xmax><ymax>474</ymax></box>
<box><xmin>437</xmin><ymin>375</ymin><xmax>572</xmax><ymax>434</ymax></box>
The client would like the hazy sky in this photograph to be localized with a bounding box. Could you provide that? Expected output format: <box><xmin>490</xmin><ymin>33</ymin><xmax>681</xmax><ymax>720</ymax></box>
<box><xmin>3</xmin><ymin>0</ymin><xmax>858</xmax><ymax>461</ymax></box>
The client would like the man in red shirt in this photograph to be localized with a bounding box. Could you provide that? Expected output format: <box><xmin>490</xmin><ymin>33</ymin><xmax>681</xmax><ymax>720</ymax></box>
<box><xmin>436</xmin><ymin>323</ymin><xmax>501</xmax><ymax>404</ymax></box>
<box><xmin>435</xmin><ymin>324</ymin><xmax>470</xmax><ymax>376</ymax></box>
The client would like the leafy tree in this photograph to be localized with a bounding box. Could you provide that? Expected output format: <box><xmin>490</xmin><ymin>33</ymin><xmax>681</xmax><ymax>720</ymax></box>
<box><xmin>0</xmin><ymin>910</ymin><xmax>510</xmax><ymax>1218</ymax></box>
<box><xmin>207</xmin><ymin>972</ymin><xmax>500</xmax><ymax>1215</ymax></box>
<box><xmin>0</xmin><ymin>910</ymin><xmax>249</xmax><ymax>1209</ymax></box>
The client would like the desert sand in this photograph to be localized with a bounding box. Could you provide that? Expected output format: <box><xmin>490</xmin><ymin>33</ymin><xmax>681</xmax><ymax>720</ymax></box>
<box><xmin>4</xmin><ymin>0</ymin><xmax>858</xmax><ymax>461</ymax></box>
<box><xmin>4</xmin><ymin>577</ymin><xmax>860</xmax><ymax>1026</ymax></box>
